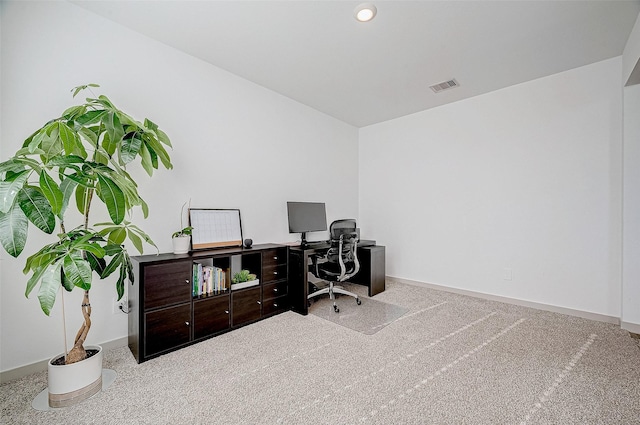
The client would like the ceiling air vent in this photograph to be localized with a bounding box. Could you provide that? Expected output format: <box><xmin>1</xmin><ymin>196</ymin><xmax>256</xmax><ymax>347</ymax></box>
<box><xmin>429</xmin><ymin>78</ymin><xmax>460</xmax><ymax>93</ymax></box>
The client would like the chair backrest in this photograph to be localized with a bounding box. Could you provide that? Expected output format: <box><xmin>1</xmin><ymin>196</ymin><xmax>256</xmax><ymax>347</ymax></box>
<box><xmin>329</xmin><ymin>219</ymin><xmax>357</xmax><ymax>240</ymax></box>
<box><xmin>326</xmin><ymin>219</ymin><xmax>360</xmax><ymax>280</ymax></box>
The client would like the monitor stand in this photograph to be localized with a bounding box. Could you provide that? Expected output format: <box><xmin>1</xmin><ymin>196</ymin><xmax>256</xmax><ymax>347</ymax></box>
<box><xmin>300</xmin><ymin>232</ymin><xmax>309</xmax><ymax>248</ymax></box>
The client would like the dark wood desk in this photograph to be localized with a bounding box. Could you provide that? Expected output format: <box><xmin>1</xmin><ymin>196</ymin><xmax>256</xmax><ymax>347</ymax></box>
<box><xmin>288</xmin><ymin>243</ymin><xmax>385</xmax><ymax>315</ymax></box>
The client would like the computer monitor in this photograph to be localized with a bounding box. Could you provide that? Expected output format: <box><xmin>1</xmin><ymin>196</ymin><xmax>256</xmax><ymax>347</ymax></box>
<box><xmin>287</xmin><ymin>201</ymin><xmax>327</xmax><ymax>246</ymax></box>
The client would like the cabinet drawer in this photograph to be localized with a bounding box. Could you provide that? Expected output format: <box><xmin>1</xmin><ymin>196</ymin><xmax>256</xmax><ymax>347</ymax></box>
<box><xmin>143</xmin><ymin>260</ymin><xmax>192</xmax><ymax>310</ymax></box>
<box><xmin>262</xmin><ymin>264</ymin><xmax>287</xmax><ymax>283</ymax></box>
<box><xmin>262</xmin><ymin>295</ymin><xmax>289</xmax><ymax>316</ymax></box>
<box><xmin>262</xmin><ymin>248</ymin><xmax>287</xmax><ymax>268</ymax></box>
<box><xmin>144</xmin><ymin>303</ymin><xmax>191</xmax><ymax>357</ymax></box>
<box><xmin>232</xmin><ymin>286</ymin><xmax>261</xmax><ymax>326</ymax></box>
<box><xmin>194</xmin><ymin>295</ymin><xmax>230</xmax><ymax>339</ymax></box>
<box><xmin>262</xmin><ymin>280</ymin><xmax>288</xmax><ymax>300</ymax></box>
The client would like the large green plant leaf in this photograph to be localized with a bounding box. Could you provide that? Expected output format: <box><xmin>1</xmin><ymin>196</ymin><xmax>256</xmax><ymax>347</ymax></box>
<box><xmin>107</xmin><ymin>227</ymin><xmax>126</xmax><ymax>245</ymax></box>
<box><xmin>17</xmin><ymin>186</ymin><xmax>55</xmax><ymax>234</ymax></box>
<box><xmin>37</xmin><ymin>261</ymin><xmax>63</xmax><ymax>316</ymax></box>
<box><xmin>120</xmin><ymin>134</ymin><xmax>142</xmax><ymax>165</ymax></box>
<box><xmin>46</xmin><ymin>154</ymin><xmax>85</xmax><ymax>168</ymax></box>
<box><xmin>101</xmin><ymin>250</ymin><xmax>124</xmax><ymax>279</ymax></box>
<box><xmin>95</xmin><ymin>220</ymin><xmax>156</xmax><ymax>254</ymax></box>
<box><xmin>138</xmin><ymin>142</ymin><xmax>154</xmax><ymax>177</ymax></box>
<box><xmin>86</xmin><ymin>251</ymin><xmax>107</xmax><ymax>277</ymax></box>
<box><xmin>76</xmin><ymin>110</ymin><xmax>106</xmax><ymax>126</ymax></box>
<box><xmin>39</xmin><ymin>170</ymin><xmax>63</xmax><ymax>217</ymax></box>
<box><xmin>105</xmin><ymin>111</ymin><xmax>124</xmax><ymax>148</ymax></box>
<box><xmin>96</xmin><ymin>174</ymin><xmax>125</xmax><ymax>224</ymax></box>
<box><xmin>58</xmin><ymin>121</ymin><xmax>86</xmax><ymax>158</ymax></box>
<box><xmin>27</xmin><ymin>126</ymin><xmax>49</xmax><ymax>153</ymax></box>
<box><xmin>0</xmin><ymin>204</ymin><xmax>28</xmax><ymax>257</ymax></box>
<box><xmin>101</xmin><ymin>131</ymin><xmax>117</xmax><ymax>157</ymax></box>
<box><xmin>0</xmin><ymin>170</ymin><xmax>29</xmax><ymax>213</ymax></box>
<box><xmin>62</xmin><ymin>104</ymin><xmax>86</xmax><ymax>120</ymax></box>
<box><xmin>59</xmin><ymin>178</ymin><xmax>77</xmax><ymax>217</ymax></box>
<box><xmin>77</xmin><ymin>125</ymin><xmax>99</xmax><ymax>147</ymax></box>
<box><xmin>116</xmin><ymin>262</ymin><xmax>127</xmax><ymax>299</ymax></box>
<box><xmin>25</xmin><ymin>263</ymin><xmax>51</xmax><ymax>297</ymax></box>
<box><xmin>103</xmin><ymin>169</ymin><xmax>140</xmax><ymax>213</ymax></box>
<box><xmin>75</xmin><ymin>184</ymin><xmax>92</xmax><ymax>216</ymax></box>
<box><xmin>61</xmin><ymin>270</ymin><xmax>74</xmax><ymax>292</ymax></box>
<box><xmin>127</xmin><ymin>223</ymin><xmax>157</xmax><ymax>251</ymax></box>
<box><xmin>144</xmin><ymin>141</ymin><xmax>159</xmax><ymax>169</ymax></box>
<box><xmin>156</xmin><ymin>128</ymin><xmax>172</xmax><ymax>148</ymax></box>
<box><xmin>39</xmin><ymin>123</ymin><xmax>64</xmax><ymax>161</ymax></box>
<box><xmin>0</xmin><ymin>158</ymin><xmax>28</xmax><ymax>174</ymax></box>
<box><xmin>142</xmin><ymin>133</ymin><xmax>172</xmax><ymax>171</ymax></box>
<box><xmin>24</xmin><ymin>246</ymin><xmax>60</xmax><ymax>276</ymax></box>
<box><xmin>127</xmin><ymin>228</ymin><xmax>143</xmax><ymax>254</ymax></box>
<box><xmin>62</xmin><ymin>254</ymin><xmax>92</xmax><ymax>290</ymax></box>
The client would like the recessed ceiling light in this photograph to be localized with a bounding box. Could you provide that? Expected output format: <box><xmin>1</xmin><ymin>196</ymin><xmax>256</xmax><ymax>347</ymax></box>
<box><xmin>354</xmin><ymin>3</ymin><xmax>377</xmax><ymax>22</ymax></box>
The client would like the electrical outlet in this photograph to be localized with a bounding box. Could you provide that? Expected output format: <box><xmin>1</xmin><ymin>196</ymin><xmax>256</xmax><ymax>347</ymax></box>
<box><xmin>113</xmin><ymin>297</ymin><xmax>128</xmax><ymax>314</ymax></box>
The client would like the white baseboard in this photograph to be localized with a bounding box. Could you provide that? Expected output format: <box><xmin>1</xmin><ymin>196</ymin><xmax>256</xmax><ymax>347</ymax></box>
<box><xmin>621</xmin><ymin>321</ymin><xmax>640</xmax><ymax>335</ymax></box>
<box><xmin>0</xmin><ymin>337</ymin><xmax>128</xmax><ymax>384</ymax></box>
<box><xmin>388</xmin><ymin>276</ymin><xmax>622</xmax><ymax>325</ymax></box>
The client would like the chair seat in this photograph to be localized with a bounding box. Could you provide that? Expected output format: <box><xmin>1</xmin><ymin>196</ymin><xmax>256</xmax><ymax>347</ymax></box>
<box><xmin>316</xmin><ymin>261</ymin><xmax>357</xmax><ymax>281</ymax></box>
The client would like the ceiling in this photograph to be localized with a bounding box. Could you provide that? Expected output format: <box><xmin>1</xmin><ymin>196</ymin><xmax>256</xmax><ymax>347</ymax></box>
<box><xmin>73</xmin><ymin>1</ymin><xmax>640</xmax><ymax>128</ymax></box>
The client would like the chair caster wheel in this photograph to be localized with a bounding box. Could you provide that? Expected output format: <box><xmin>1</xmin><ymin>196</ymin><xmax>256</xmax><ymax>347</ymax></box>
<box><xmin>356</xmin><ymin>298</ymin><xmax>361</xmax><ymax>305</ymax></box>
<box><xmin>334</xmin><ymin>305</ymin><xmax>339</xmax><ymax>313</ymax></box>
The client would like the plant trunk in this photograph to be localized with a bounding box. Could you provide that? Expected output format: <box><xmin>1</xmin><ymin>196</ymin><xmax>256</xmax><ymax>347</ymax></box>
<box><xmin>66</xmin><ymin>290</ymin><xmax>91</xmax><ymax>364</ymax></box>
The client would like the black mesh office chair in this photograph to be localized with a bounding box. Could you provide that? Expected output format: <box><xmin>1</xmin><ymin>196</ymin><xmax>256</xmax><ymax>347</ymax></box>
<box><xmin>308</xmin><ymin>219</ymin><xmax>362</xmax><ymax>312</ymax></box>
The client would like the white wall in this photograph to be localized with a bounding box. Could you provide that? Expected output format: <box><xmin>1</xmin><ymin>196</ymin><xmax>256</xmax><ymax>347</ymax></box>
<box><xmin>622</xmin><ymin>14</ymin><xmax>640</xmax><ymax>332</ymax></box>
<box><xmin>0</xmin><ymin>1</ymin><xmax>358</xmax><ymax>372</ymax></box>
<box><xmin>359</xmin><ymin>58</ymin><xmax>624</xmax><ymax>319</ymax></box>
<box><xmin>623</xmin><ymin>13</ymin><xmax>640</xmax><ymax>85</ymax></box>
<box><xmin>623</xmin><ymin>85</ymin><xmax>640</xmax><ymax>332</ymax></box>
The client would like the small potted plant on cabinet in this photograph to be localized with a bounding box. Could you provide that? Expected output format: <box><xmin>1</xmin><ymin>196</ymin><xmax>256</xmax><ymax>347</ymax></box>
<box><xmin>171</xmin><ymin>201</ymin><xmax>192</xmax><ymax>254</ymax></box>
<box><xmin>0</xmin><ymin>84</ymin><xmax>173</xmax><ymax>407</ymax></box>
<box><xmin>172</xmin><ymin>226</ymin><xmax>193</xmax><ymax>254</ymax></box>
<box><xmin>231</xmin><ymin>269</ymin><xmax>259</xmax><ymax>290</ymax></box>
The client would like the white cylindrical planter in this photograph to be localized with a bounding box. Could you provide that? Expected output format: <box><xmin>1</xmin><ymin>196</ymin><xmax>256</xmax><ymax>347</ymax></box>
<box><xmin>172</xmin><ymin>235</ymin><xmax>191</xmax><ymax>254</ymax></box>
<box><xmin>48</xmin><ymin>345</ymin><xmax>103</xmax><ymax>408</ymax></box>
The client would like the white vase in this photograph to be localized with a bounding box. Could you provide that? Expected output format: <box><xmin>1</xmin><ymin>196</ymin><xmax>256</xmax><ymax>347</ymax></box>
<box><xmin>172</xmin><ymin>235</ymin><xmax>191</xmax><ymax>254</ymax></box>
<box><xmin>47</xmin><ymin>345</ymin><xmax>103</xmax><ymax>408</ymax></box>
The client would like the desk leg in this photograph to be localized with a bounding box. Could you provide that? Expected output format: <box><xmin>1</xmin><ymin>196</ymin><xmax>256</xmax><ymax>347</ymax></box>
<box><xmin>288</xmin><ymin>250</ymin><xmax>309</xmax><ymax>315</ymax></box>
<box><xmin>354</xmin><ymin>246</ymin><xmax>386</xmax><ymax>297</ymax></box>
<box><xmin>367</xmin><ymin>246</ymin><xmax>385</xmax><ymax>296</ymax></box>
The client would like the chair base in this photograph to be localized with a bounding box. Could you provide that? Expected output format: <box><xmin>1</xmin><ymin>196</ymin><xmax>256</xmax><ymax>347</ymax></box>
<box><xmin>307</xmin><ymin>281</ymin><xmax>361</xmax><ymax>312</ymax></box>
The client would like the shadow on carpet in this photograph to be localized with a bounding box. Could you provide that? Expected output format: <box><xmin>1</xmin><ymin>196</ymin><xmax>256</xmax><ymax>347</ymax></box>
<box><xmin>308</xmin><ymin>291</ymin><xmax>408</xmax><ymax>335</ymax></box>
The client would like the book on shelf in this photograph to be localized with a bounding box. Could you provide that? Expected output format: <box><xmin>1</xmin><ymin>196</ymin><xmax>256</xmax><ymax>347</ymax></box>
<box><xmin>193</xmin><ymin>263</ymin><xmax>227</xmax><ymax>296</ymax></box>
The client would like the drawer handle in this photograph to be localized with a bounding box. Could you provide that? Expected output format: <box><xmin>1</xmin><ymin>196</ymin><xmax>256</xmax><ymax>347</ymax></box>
<box><xmin>273</xmin><ymin>271</ymin><xmax>278</xmax><ymax>275</ymax></box>
<box><xmin>185</xmin><ymin>321</ymin><xmax>190</xmax><ymax>326</ymax></box>
<box><xmin>273</xmin><ymin>288</ymin><xmax>278</xmax><ymax>293</ymax></box>
<box><xmin>185</xmin><ymin>279</ymin><xmax>190</xmax><ymax>284</ymax></box>
<box><xmin>274</xmin><ymin>303</ymin><xmax>278</xmax><ymax>308</ymax></box>
<box><xmin>273</xmin><ymin>256</ymin><xmax>278</xmax><ymax>260</ymax></box>
<box><xmin>225</xmin><ymin>310</ymin><xmax>229</xmax><ymax>314</ymax></box>
<box><xmin>257</xmin><ymin>301</ymin><xmax>261</xmax><ymax>305</ymax></box>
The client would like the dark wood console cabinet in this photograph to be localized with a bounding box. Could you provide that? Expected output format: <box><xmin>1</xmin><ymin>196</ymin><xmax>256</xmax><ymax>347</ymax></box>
<box><xmin>128</xmin><ymin>244</ymin><xmax>288</xmax><ymax>363</ymax></box>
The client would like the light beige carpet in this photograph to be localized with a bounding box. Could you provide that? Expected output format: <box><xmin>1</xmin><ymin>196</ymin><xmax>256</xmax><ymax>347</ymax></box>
<box><xmin>1</xmin><ymin>280</ymin><xmax>639</xmax><ymax>424</ymax></box>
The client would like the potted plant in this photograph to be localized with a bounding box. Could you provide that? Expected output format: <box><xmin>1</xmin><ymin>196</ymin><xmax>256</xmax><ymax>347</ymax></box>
<box><xmin>171</xmin><ymin>201</ymin><xmax>192</xmax><ymax>254</ymax></box>
<box><xmin>0</xmin><ymin>84</ymin><xmax>172</xmax><ymax>407</ymax></box>
<box><xmin>230</xmin><ymin>269</ymin><xmax>259</xmax><ymax>290</ymax></box>
<box><xmin>172</xmin><ymin>226</ymin><xmax>193</xmax><ymax>254</ymax></box>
